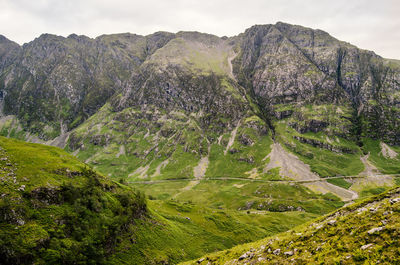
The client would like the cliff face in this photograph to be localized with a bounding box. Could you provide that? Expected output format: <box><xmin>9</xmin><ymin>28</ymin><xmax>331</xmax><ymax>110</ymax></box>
<box><xmin>1</xmin><ymin>23</ymin><xmax>398</xmax><ymax>143</ymax></box>
<box><xmin>0</xmin><ymin>32</ymin><xmax>175</xmax><ymax>138</ymax></box>
<box><xmin>0</xmin><ymin>23</ymin><xmax>399</xmax><ymax>185</ymax></box>
<box><xmin>234</xmin><ymin>22</ymin><xmax>400</xmax><ymax>143</ymax></box>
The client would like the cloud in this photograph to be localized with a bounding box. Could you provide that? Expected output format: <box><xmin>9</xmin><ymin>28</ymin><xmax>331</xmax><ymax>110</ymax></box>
<box><xmin>0</xmin><ymin>0</ymin><xmax>399</xmax><ymax>58</ymax></box>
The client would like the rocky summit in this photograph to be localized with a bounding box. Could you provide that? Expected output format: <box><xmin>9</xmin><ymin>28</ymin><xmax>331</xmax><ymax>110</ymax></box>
<box><xmin>0</xmin><ymin>22</ymin><xmax>400</xmax><ymax>264</ymax></box>
<box><xmin>1</xmin><ymin>22</ymin><xmax>400</xmax><ymax>143</ymax></box>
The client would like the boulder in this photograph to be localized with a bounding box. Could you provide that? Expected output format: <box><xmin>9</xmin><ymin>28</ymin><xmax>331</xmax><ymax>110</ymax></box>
<box><xmin>273</xmin><ymin>249</ymin><xmax>281</xmax><ymax>255</ymax></box>
<box><xmin>367</xmin><ymin>227</ymin><xmax>384</xmax><ymax>234</ymax></box>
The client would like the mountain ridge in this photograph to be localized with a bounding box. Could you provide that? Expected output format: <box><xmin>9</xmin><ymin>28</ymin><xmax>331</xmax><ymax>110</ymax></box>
<box><xmin>1</xmin><ymin>22</ymin><xmax>400</xmax><ymax>264</ymax></box>
<box><xmin>1</xmin><ymin>22</ymin><xmax>398</xmax><ymax>139</ymax></box>
<box><xmin>1</xmin><ymin>21</ymin><xmax>400</xmax><ymax>209</ymax></box>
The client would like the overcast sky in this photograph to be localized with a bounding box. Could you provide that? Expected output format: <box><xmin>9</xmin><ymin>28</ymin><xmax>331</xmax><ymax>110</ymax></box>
<box><xmin>1</xmin><ymin>0</ymin><xmax>399</xmax><ymax>59</ymax></box>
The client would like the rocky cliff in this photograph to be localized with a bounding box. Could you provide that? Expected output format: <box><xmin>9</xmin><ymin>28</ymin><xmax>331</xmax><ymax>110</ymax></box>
<box><xmin>0</xmin><ymin>23</ymin><xmax>399</xmax><ymax>197</ymax></box>
<box><xmin>1</xmin><ymin>23</ymin><xmax>399</xmax><ymax>142</ymax></box>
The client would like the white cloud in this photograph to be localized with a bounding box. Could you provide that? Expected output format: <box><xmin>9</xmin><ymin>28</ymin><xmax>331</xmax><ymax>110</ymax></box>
<box><xmin>0</xmin><ymin>0</ymin><xmax>399</xmax><ymax>58</ymax></box>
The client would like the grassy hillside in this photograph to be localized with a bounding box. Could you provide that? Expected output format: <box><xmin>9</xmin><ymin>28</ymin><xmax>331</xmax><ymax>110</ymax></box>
<box><xmin>0</xmin><ymin>136</ymin><xmax>326</xmax><ymax>264</ymax></box>
<box><xmin>182</xmin><ymin>186</ymin><xmax>400</xmax><ymax>264</ymax></box>
<box><xmin>136</xmin><ymin>200</ymin><xmax>318</xmax><ymax>264</ymax></box>
<box><xmin>0</xmin><ymin>136</ymin><xmax>147</xmax><ymax>264</ymax></box>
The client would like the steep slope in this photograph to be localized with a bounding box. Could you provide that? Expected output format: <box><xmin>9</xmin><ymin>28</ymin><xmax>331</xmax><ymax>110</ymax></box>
<box><xmin>183</xmin><ymin>186</ymin><xmax>400</xmax><ymax>264</ymax></box>
<box><xmin>0</xmin><ymin>136</ymin><xmax>147</xmax><ymax>264</ymax></box>
<box><xmin>0</xmin><ymin>32</ymin><xmax>174</xmax><ymax>139</ymax></box>
<box><xmin>66</xmin><ymin>31</ymin><xmax>263</xmax><ymax>184</ymax></box>
<box><xmin>265</xmin><ymin>142</ymin><xmax>358</xmax><ymax>201</ymax></box>
<box><xmin>63</xmin><ymin>31</ymin><xmax>363</xmax><ymax>214</ymax></box>
<box><xmin>233</xmin><ymin>22</ymin><xmax>400</xmax><ymax>143</ymax></box>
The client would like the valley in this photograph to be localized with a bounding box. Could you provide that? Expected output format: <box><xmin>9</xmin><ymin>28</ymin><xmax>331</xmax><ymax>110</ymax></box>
<box><xmin>0</xmin><ymin>22</ymin><xmax>400</xmax><ymax>264</ymax></box>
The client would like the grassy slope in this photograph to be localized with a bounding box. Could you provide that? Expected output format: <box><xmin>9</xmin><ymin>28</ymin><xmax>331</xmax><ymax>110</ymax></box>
<box><xmin>0</xmin><ymin>115</ymin><xmax>31</xmax><ymax>141</ymax></box>
<box><xmin>145</xmin><ymin>32</ymin><xmax>232</xmax><ymax>76</ymax></box>
<box><xmin>0</xmin><ymin>136</ymin><xmax>147</xmax><ymax>264</ymax></box>
<box><xmin>182</xmin><ymin>186</ymin><xmax>400</xmax><ymax>264</ymax></box>
<box><xmin>0</xmin><ymin>136</ymin><xmax>323</xmax><ymax>264</ymax></box>
<box><xmin>129</xmin><ymin>200</ymin><xmax>318</xmax><ymax>264</ymax></box>
<box><xmin>275</xmin><ymin>119</ymin><xmax>364</xmax><ymax>178</ymax></box>
<box><xmin>137</xmin><ymin>180</ymin><xmax>344</xmax><ymax>215</ymax></box>
<box><xmin>362</xmin><ymin>138</ymin><xmax>400</xmax><ymax>174</ymax></box>
<box><xmin>67</xmin><ymin>103</ymin><xmax>208</xmax><ymax>183</ymax></box>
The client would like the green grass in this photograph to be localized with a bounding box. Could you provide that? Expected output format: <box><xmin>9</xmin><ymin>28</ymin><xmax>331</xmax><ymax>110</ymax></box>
<box><xmin>205</xmin><ymin>131</ymin><xmax>273</xmax><ymax>180</ymax></box>
<box><xmin>327</xmin><ymin>177</ymin><xmax>352</xmax><ymax>189</ymax></box>
<box><xmin>146</xmin><ymin>34</ymin><xmax>231</xmax><ymax>75</ymax></box>
<box><xmin>66</xmin><ymin>102</ymin><xmax>216</xmax><ymax>183</ymax></box>
<box><xmin>362</xmin><ymin>138</ymin><xmax>400</xmax><ymax>174</ymax></box>
<box><xmin>275</xmin><ymin>122</ymin><xmax>364</xmax><ymax>177</ymax></box>
<box><xmin>0</xmin><ymin>136</ymin><xmax>147</xmax><ymax>264</ymax></box>
<box><xmin>0</xmin><ymin>136</ymin><xmax>84</xmax><ymax>189</ymax></box>
<box><xmin>359</xmin><ymin>187</ymin><xmax>387</xmax><ymax>198</ymax></box>
<box><xmin>0</xmin><ymin>136</ymin><xmax>329</xmax><ymax>265</ymax></box>
<box><xmin>395</xmin><ymin>177</ymin><xmax>400</xmax><ymax>186</ymax></box>
<box><xmin>0</xmin><ymin>116</ymin><xmax>28</xmax><ymax>141</ymax></box>
<box><xmin>136</xmin><ymin>179</ymin><xmax>344</xmax><ymax>215</ymax></box>
<box><xmin>182</xmin><ymin>186</ymin><xmax>400</xmax><ymax>264</ymax></box>
<box><xmin>127</xmin><ymin>199</ymin><xmax>318</xmax><ymax>264</ymax></box>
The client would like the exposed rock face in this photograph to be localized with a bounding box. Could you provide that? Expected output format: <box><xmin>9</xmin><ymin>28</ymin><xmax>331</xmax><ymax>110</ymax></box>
<box><xmin>0</xmin><ymin>32</ymin><xmax>175</xmax><ymax>139</ymax></box>
<box><xmin>293</xmin><ymin>135</ymin><xmax>356</xmax><ymax>153</ymax></box>
<box><xmin>114</xmin><ymin>67</ymin><xmax>247</xmax><ymax>131</ymax></box>
<box><xmin>0</xmin><ymin>22</ymin><xmax>399</xmax><ymax>145</ymax></box>
<box><xmin>0</xmin><ymin>35</ymin><xmax>21</xmax><ymax>73</ymax></box>
<box><xmin>233</xmin><ymin>22</ymin><xmax>400</xmax><ymax>143</ymax></box>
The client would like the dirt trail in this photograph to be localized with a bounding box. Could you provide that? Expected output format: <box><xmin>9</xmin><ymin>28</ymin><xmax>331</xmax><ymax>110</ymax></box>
<box><xmin>351</xmin><ymin>154</ymin><xmax>393</xmax><ymax>189</ymax></box>
<box><xmin>129</xmin><ymin>165</ymin><xmax>149</xmax><ymax>179</ymax></box>
<box><xmin>224</xmin><ymin>120</ymin><xmax>241</xmax><ymax>155</ymax></box>
<box><xmin>380</xmin><ymin>142</ymin><xmax>398</xmax><ymax>159</ymax></box>
<box><xmin>359</xmin><ymin>154</ymin><xmax>380</xmax><ymax>176</ymax></box>
<box><xmin>144</xmin><ymin>129</ymin><xmax>150</xmax><ymax>139</ymax></box>
<box><xmin>0</xmin><ymin>100</ymin><xmax>3</xmax><ymax>117</ymax></box>
<box><xmin>152</xmin><ymin>159</ymin><xmax>169</xmax><ymax>178</ymax></box>
<box><xmin>217</xmin><ymin>135</ymin><xmax>223</xmax><ymax>145</ymax></box>
<box><xmin>193</xmin><ymin>154</ymin><xmax>209</xmax><ymax>179</ymax></box>
<box><xmin>128</xmin><ymin>175</ymin><xmax>399</xmax><ymax>185</ymax></box>
<box><xmin>227</xmin><ymin>52</ymin><xmax>237</xmax><ymax>81</ymax></box>
<box><xmin>71</xmin><ymin>148</ymin><xmax>80</xmax><ymax>156</ymax></box>
<box><xmin>173</xmin><ymin>145</ymin><xmax>210</xmax><ymax>198</ymax></box>
<box><xmin>49</xmin><ymin>132</ymin><xmax>70</xmax><ymax>148</ymax></box>
<box><xmin>265</xmin><ymin>143</ymin><xmax>358</xmax><ymax>201</ymax></box>
<box><xmin>115</xmin><ymin>145</ymin><xmax>126</xmax><ymax>158</ymax></box>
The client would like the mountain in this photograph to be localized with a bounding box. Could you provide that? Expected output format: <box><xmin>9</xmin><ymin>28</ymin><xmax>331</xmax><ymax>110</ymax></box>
<box><xmin>1</xmin><ymin>22</ymin><xmax>399</xmax><ymax>142</ymax></box>
<box><xmin>183</xmin><ymin>186</ymin><xmax>400</xmax><ymax>264</ymax></box>
<box><xmin>1</xmin><ymin>21</ymin><xmax>400</xmax><ymax>213</ymax></box>
<box><xmin>235</xmin><ymin>23</ymin><xmax>400</xmax><ymax>143</ymax></box>
<box><xmin>0</xmin><ymin>22</ymin><xmax>400</xmax><ymax>263</ymax></box>
<box><xmin>0</xmin><ymin>32</ymin><xmax>175</xmax><ymax>139</ymax></box>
